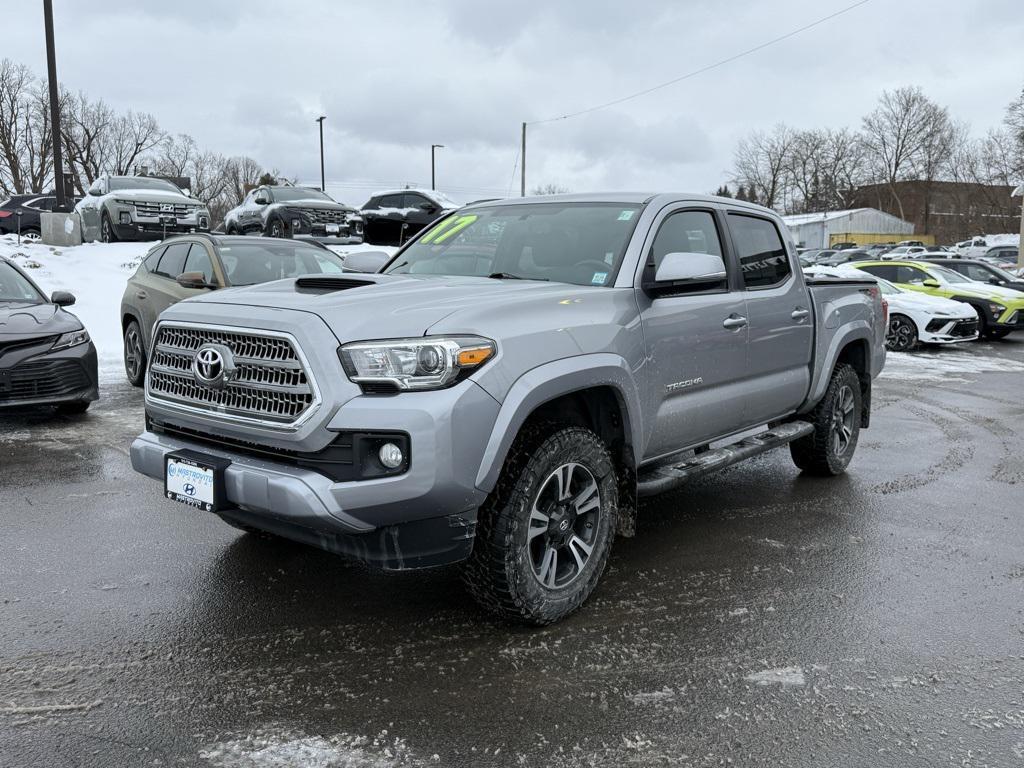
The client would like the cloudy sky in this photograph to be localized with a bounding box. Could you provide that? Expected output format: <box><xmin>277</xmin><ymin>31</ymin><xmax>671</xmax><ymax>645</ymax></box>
<box><xmin>5</xmin><ymin>0</ymin><xmax>1022</xmax><ymax>205</ymax></box>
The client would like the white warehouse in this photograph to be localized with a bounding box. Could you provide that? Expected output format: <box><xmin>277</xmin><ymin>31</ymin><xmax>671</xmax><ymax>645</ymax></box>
<box><xmin>783</xmin><ymin>208</ymin><xmax>914</xmax><ymax>249</ymax></box>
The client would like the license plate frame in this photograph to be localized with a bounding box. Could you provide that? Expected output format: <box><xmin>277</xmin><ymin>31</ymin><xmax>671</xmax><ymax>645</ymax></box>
<box><xmin>164</xmin><ymin>450</ymin><xmax>230</xmax><ymax>513</ymax></box>
<box><xmin>325</xmin><ymin>223</ymin><xmax>341</xmax><ymax>235</ymax></box>
<box><xmin>159</xmin><ymin>215</ymin><xmax>177</xmax><ymax>226</ymax></box>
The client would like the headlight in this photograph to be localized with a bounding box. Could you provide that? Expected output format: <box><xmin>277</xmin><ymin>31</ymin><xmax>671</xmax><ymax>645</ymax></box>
<box><xmin>113</xmin><ymin>199</ymin><xmax>136</xmax><ymax>206</ymax></box>
<box><xmin>339</xmin><ymin>336</ymin><xmax>495</xmax><ymax>391</ymax></box>
<box><xmin>988</xmin><ymin>303</ymin><xmax>1006</xmax><ymax>316</ymax></box>
<box><xmin>51</xmin><ymin>329</ymin><xmax>90</xmax><ymax>351</ymax></box>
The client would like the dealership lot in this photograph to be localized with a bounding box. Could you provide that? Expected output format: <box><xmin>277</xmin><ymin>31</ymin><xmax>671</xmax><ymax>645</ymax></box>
<box><xmin>2</xmin><ymin>341</ymin><xmax>1023</xmax><ymax>767</ymax></box>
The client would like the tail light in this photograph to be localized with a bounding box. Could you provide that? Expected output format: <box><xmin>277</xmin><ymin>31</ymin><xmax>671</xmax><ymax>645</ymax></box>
<box><xmin>0</xmin><ymin>210</ymin><xmax>11</xmax><ymax>218</ymax></box>
<box><xmin>881</xmin><ymin>297</ymin><xmax>889</xmax><ymax>325</ymax></box>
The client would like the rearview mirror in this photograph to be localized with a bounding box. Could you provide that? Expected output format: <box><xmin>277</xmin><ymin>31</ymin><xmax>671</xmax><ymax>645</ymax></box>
<box><xmin>176</xmin><ymin>271</ymin><xmax>215</xmax><ymax>289</ymax></box>
<box><xmin>922</xmin><ymin>278</ymin><xmax>940</xmax><ymax>288</ymax></box>
<box><xmin>343</xmin><ymin>250</ymin><xmax>391</xmax><ymax>273</ymax></box>
<box><xmin>648</xmin><ymin>252</ymin><xmax>727</xmax><ymax>294</ymax></box>
<box><xmin>51</xmin><ymin>291</ymin><xmax>76</xmax><ymax>307</ymax></box>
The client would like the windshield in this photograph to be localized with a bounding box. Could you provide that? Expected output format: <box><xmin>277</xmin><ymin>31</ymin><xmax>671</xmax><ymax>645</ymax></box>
<box><xmin>875</xmin><ymin>278</ymin><xmax>901</xmax><ymax>295</ymax></box>
<box><xmin>986</xmin><ymin>264</ymin><xmax>1018</xmax><ymax>281</ymax></box>
<box><xmin>272</xmin><ymin>187</ymin><xmax>333</xmax><ymax>203</ymax></box>
<box><xmin>927</xmin><ymin>265</ymin><xmax>972</xmax><ymax>284</ymax></box>
<box><xmin>385</xmin><ymin>202</ymin><xmax>643</xmax><ymax>286</ymax></box>
<box><xmin>0</xmin><ymin>261</ymin><xmax>45</xmax><ymax>303</ymax></box>
<box><xmin>219</xmin><ymin>242</ymin><xmax>346</xmax><ymax>285</ymax></box>
<box><xmin>108</xmin><ymin>177</ymin><xmax>182</xmax><ymax>194</ymax></box>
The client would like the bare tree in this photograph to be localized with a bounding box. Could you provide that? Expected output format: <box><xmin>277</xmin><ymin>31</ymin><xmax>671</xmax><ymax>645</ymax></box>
<box><xmin>108</xmin><ymin>110</ymin><xmax>163</xmax><ymax>175</ymax></box>
<box><xmin>732</xmin><ymin>124</ymin><xmax>796</xmax><ymax>210</ymax></box>
<box><xmin>0</xmin><ymin>59</ymin><xmax>34</xmax><ymax>195</ymax></box>
<box><xmin>530</xmin><ymin>183</ymin><xmax>570</xmax><ymax>195</ymax></box>
<box><xmin>860</xmin><ymin>86</ymin><xmax>950</xmax><ymax>220</ymax></box>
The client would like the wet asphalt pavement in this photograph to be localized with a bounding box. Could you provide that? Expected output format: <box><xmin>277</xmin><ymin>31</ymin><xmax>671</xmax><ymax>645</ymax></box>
<box><xmin>2</xmin><ymin>341</ymin><xmax>1024</xmax><ymax>768</ymax></box>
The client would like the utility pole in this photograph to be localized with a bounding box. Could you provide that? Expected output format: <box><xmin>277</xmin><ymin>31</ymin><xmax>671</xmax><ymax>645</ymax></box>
<box><xmin>43</xmin><ymin>0</ymin><xmax>67</xmax><ymax>211</ymax></box>
<box><xmin>520</xmin><ymin>122</ymin><xmax>527</xmax><ymax>197</ymax></box>
<box><xmin>1014</xmin><ymin>184</ymin><xmax>1024</xmax><ymax>272</ymax></box>
<box><xmin>430</xmin><ymin>144</ymin><xmax>444</xmax><ymax>190</ymax></box>
<box><xmin>316</xmin><ymin>115</ymin><xmax>326</xmax><ymax>192</ymax></box>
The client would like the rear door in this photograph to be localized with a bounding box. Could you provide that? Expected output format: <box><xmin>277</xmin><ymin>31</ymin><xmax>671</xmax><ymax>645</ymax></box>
<box><xmin>637</xmin><ymin>205</ymin><xmax>751</xmax><ymax>460</ymax></box>
<box><xmin>726</xmin><ymin>211</ymin><xmax>813</xmax><ymax>425</ymax></box>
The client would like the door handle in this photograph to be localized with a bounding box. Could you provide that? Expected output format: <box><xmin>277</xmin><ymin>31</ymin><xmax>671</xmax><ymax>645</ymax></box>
<box><xmin>722</xmin><ymin>315</ymin><xmax>748</xmax><ymax>329</ymax></box>
<box><xmin>135</xmin><ymin>290</ymin><xmax>147</xmax><ymax>300</ymax></box>
<box><xmin>791</xmin><ymin>308</ymin><xmax>810</xmax><ymax>320</ymax></box>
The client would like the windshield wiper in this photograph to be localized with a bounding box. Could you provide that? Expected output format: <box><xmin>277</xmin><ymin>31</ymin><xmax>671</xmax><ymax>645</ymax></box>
<box><xmin>487</xmin><ymin>272</ymin><xmax>548</xmax><ymax>281</ymax></box>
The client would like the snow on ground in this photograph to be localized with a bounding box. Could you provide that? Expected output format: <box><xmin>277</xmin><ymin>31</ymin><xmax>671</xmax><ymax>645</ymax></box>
<box><xmin>0</xmin><ymin>234</ymin><xmax>151</xmax><ymax>379</ymax></box>
<box><xmin>198</xmin><ymin>729</ymin><xmax>427</xmax><ymax>768</ymax></box>
<box><xmin>881</xmin><ymin>348</ymin><xmax>1024</xmax><ymax>382</ymax></box>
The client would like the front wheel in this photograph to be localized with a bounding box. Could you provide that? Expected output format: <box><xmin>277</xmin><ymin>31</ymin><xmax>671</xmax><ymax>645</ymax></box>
<box><xmin>265</xmin><ymin>217</ymin><xmax>288</xmax><ymax>238</ymax></box>
<box><xmin>984</xmin><ymin>328</ymin><xmax>1012</xmax><ymax>340</ymax></box>
<box><xmin>100</xmin><ymin>213</ymin><xmax>118</xmax><ymax>243</ymax></box>
<box><xmin>462</xmin><ymin>426</ymin><xmax>618</xmax><ymax>625</ymax></box>
<box><xmin>790</xmin><ymin>363</ymin><xmax>862</xmax><ymax>476</ymax></box>
<box><xmin>886</xmin><ymin>314</ymin><xmax>918</xmax><ymax>352</ymax></box>
<box><xmin>123</xmin><ymin>320</ymin><xmax>147</xmax><ymax>387</ymax></box>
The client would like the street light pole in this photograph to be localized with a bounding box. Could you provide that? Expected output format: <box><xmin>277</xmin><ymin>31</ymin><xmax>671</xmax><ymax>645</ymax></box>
<box><xmin>430</xmin><ymin>144</ymin><xmax>444</xmax><ymax>190</ymax></box>
<box><xmin>43</xmin><ymin>0</ymin><xmax>67</xmax><ymax>211</ymax></box>
<box><xmin>521</xmin><ymin>122</ymin><xmax>527</xmax><ymax>197</ymax></box>
<box><xmin>316</xmin><ymin>115</ymin><xmax>326</xmax><ymax>192</ymax></box>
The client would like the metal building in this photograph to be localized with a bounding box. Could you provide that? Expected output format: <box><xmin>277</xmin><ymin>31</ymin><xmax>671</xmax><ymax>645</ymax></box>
<box><xmin>782</xmin><ymin>208</ymin><xmax>915</xmax><ymax>249</ymax></box>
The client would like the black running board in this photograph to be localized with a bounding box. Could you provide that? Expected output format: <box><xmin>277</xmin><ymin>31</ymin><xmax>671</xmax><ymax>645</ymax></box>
<box><xmin>636</xmin><ymin>421</ymin><xmax>814</xmax><ymax>498</ymax></box>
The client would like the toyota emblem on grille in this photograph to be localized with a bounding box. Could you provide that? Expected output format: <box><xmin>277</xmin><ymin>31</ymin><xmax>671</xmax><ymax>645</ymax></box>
<box><xmin>192</xmin><ymin>344</ymin><xmax>236</xmax><ymax>389</ymax></box>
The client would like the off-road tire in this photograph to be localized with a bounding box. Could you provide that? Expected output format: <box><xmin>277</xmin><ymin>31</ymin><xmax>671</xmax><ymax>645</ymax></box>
<box><xmin>462</xmin><ymin>425</ymin><xmax>618</xmax><ymax>625</ymax></box>
<box><xmin>790</xmin><ymin>363</ymin><xmax>862</xmax><ymax>476</ymax></box>
<box><xmin>265</xmin><ymin>217</ymin><xmax>288</xmax><ymax>238</ymax></box>
<box><xmin>100</xmin><ymin>212</ymin><xmax>117</xmax><ymax>243</ymax></box>
<box><xmin>123</xmin><ymin>320</ymin><xmax>147</xmax><ymax>387</ymax></box>
<box><xmin>886</xmin><ymin>313</ymin><xmax>918</xmax><ymax>352</ymax></box>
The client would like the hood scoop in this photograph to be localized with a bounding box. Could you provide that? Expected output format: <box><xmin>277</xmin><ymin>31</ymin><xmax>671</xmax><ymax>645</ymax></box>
<box><xmin>294</xmin><ymin>276</ymin><xmax>375</xmax><ymax>293</ymax></box>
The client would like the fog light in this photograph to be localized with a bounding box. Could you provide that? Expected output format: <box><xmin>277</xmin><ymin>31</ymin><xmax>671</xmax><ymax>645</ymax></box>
<box><xmin>378</xmin><ymin>442</ymin><xmax>404</xmax><ymax>469</ymax></box>
<box><xmin>198</xmin><ymin>216</ymin><xmax>209</xmax><ymax>229</ymax></box>
<box><xmin>119</xmin><ymin>211</ymin><xmax>131</xmax><ymax>224</ymax></box>
<box><xmin>292</xmin><ymin>219</ymin><xmax>301</xmax><ymax>230</ymax></box>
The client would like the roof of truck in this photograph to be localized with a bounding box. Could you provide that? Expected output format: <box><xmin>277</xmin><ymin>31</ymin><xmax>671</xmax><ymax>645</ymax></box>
<box><xmin>465</xmin><ymin>192</ymin><xmax>774</xmax><ymax>214</ymax></box>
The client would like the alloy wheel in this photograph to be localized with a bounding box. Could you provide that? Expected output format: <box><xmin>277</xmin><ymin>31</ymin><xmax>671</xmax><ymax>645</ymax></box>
<box><xmin>528</xmin><ymin>462</ymin><xmax>602</xmax><ymax>589</ymax></box>
<box><xmin>887</xmin><ymin>316</ymin><xmax>916</xmax><ymax>352</ymax></box>
<box><xmin>830</xmin><ymin>384</ymin><xmax>856</xmax><ymax>456</ymax></box>
<box><xmin>124</xmin><ymin>326</ymin><xmax>143</xmax><ymax>380</ymax></box>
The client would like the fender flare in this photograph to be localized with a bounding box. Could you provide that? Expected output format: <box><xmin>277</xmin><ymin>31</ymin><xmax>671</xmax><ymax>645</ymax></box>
<box><xmin>801</xmin><ymin>324</ymin><xmax>874</xmax><ymax>412</ymax></box>
<box><xmin>474</xmin><ymin>353</ymin><xmax>643</xmax><ymax>492</ymax></box>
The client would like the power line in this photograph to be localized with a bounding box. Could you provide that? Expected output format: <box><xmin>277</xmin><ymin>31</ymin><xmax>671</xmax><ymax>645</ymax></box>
<box><xmin>528</xmin><ymin>0</ymin><xmax>870</xmax><ymax>126</ymax></box>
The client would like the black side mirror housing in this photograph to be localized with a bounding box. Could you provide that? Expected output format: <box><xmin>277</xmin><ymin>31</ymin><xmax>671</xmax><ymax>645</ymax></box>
<box><xmin>51</xmin><ymin>291</ymin><xmax>76</xmax><ymax>307</ymax></box>
<box><xmin>176</xmin><ymin>272</ymin><xmax>216</xmax><ymax>289</ymax></box>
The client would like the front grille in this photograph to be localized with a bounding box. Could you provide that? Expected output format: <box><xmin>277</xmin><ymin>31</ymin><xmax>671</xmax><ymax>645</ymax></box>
<box><xmin>0</xmin><ymin>359</ymin><xmax>90</xmax><ymax>401</ymax></box>
<box><xmin>298</xmin><ymin>207</ymin><xmax>348</xmax><ymax>224</ymax></box>
<box><xmin>0</xmin><ymin>335</ymin><xmax>59</xmax><ymax>365</ymax></box>
<box><xmin>147</xmin><ymin>325</ymin><xmax>317</xmax><ymax>425</ymax></box>
<box><xmin>950</xmin><ymin>319</ymin><xmax>979</xmax><ymax>338</ymax></box>
<box><xmin>133</xmin><ymin>201</ymin><xmax>196</xmax><ymax>218</ymax></box>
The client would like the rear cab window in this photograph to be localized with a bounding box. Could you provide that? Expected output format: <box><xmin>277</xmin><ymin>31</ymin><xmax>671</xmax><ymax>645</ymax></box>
<box><xmin>728</xmin><ymin>213</ymin><xmax>792</xmax><ymax>288</ymax></box>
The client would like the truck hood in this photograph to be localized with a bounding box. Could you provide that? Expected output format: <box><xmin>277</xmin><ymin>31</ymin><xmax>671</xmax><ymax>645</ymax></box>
<box><xmin>274</xmin><ymin>199</ymin><xmax>357</xmax><ymax>213</ymax></box>
<box><xmin>178</xmin><ymin>273</ymin><xmax>610</xmax><ymax>342</ymax></box>
<box><xmin>103</xmin><ymin>189</ymin><xmax>205</xmax><ymax>206</ymax></box>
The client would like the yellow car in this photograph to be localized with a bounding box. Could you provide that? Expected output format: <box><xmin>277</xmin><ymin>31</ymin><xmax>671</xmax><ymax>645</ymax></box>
<box><xmin>850</xmin><ymin>260</ymin><xmax>1024</xmax><ymax>340</ymax></box>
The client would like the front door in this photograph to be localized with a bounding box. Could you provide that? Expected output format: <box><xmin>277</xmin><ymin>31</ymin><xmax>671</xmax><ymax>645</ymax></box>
<box><xmin>637</xmin><ymin>206</ymin><xmax>750</xmax><ymax>461</ymax></box>
<box><xmin>725</xmin><ymin>211</ymin><xmax>813</xmax><ymax>425</ymax></box>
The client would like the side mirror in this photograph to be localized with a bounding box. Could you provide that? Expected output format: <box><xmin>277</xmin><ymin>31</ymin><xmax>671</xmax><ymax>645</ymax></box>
<box><xmin>254</xmin><ymin>195</ymin><xmax>269</xmax><ymax>205</ymax></box>
<box><xmin>51</xmin><ymin>291</ymin><xmax>76</xmax><ymax>306</ymax></box>
<box><xmin>419</xmin><ymin>202</ymin><xmax>437</xmax><ymax>212</ymax></box>
<box><xmin>922</xmin><ymin>279</ymin><xmax>940</xmax><ymax>288</ymax></box>
<box><xmin>648</xmin><ymin>252</ymin><xmax>727</xmax><ymax>294</ymax></box>
<box><xmin>87</xmin><ymin>188</ymin><xmax>101</xmax><ymax>196</ymax></box>
<box><xmin>343</xmin><ymin>250</ymin><xmax>391</xmax><ymax>273</ymax></box>
<box><xmin>176</xmin><ymin>271</ymin><xmax>215</xmax><ymax>289</ymax></box>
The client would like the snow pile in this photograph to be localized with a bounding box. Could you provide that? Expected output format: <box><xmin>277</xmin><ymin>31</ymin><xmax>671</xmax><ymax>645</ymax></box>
<box><xmin>803</xmin><ymin>264</ymin><xmax>871</xmax><ymax>280</ymax></box>
<box><xmin>199</xmin><ymin>729</ymin><xmax>427</xmax><ymax>768</ymax></box>
<box><xmin>0</xmin><ymin>234</ymin><xmax>150</xmax><ymax>378</ymax></box>
<box><xmin>881</xmin><ymin>349</ymin><xmax>1024</xmax><ymax>381</ymax></box>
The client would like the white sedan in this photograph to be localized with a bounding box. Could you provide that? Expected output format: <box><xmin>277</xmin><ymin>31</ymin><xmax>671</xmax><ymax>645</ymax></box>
<box><xmin>803</xmin><ymin>265</ymin><xmax>979</xmax><ymax>351</ymax></box>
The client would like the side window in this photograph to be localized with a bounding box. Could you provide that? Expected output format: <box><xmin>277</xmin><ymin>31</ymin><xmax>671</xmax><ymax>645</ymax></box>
<box><xmin>183</xmin><ymin>244</ymin><xmax>214</xmax><ymax>283</ymax></box>
<box><xmin>379</xmin><ymin>194</ymin><xmax>404</xmax><ymax>209</ymax></box>
<box><xmin>729</xmin><ymin>213</ymin><xmax>792</xmax><ymax>288</ymax></box>
<box><xmin>155</xmin><ymin>242</ymin><xmax>190</xmax><ymax>278</ymax></box>
<box><xmin>857</xmin><ymin>264</ymin><xmax>898</xmax><ymax>281</ymax></box>
<box><xmin>964</xmin><ymin>264</ymin><xmax>991</xmax><ymax>281</ymax></box>
<box><xmin>895</xmin><ymin>265</ymin><xmax>929</xmax><ymax>284</ymax></box>
<box><xmin>649</xmin><ymin>210</ymin><xmax>724</xmax><ymax>271</ymax></box>
<box><xmin>404</xmin><ymin>193</ymin><xmax>430</xmax><ymax>210</ymax></box>
<box><xmin>143</xmin><ymin>246</ymin><xmax>166</xmax><ymax>272</ymax></box>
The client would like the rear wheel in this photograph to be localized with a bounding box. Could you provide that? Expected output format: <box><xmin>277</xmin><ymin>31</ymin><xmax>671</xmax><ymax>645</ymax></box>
<box><xmin>20</xmin><ymin>228</ymin><xmax>41</xmax><ymax>243</ymax></box>
<box><xmin>886</xmin><ymin>314</ymin><xmax>918</xmax><ymax>352</ymax></box>
<box><xmin>462</xmin><ymin>425</ymin><xmax>617</xmax><ymax>625</ymax></box>
<box><xmin>790</xmin><ymin>363</ymin><xmax>862</xmax><ymax>476</ymax></box>
<box><xmin>123</xmin><ymin>320</ymin><xmax>147</xmax><ymax>387</ymax></box>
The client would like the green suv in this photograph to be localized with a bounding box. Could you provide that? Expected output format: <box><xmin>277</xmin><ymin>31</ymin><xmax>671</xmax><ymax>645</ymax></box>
<box><xmin>850</xmin><ymin>260</ymin><xmax>1024</xmax><ymax>340</ymax></box>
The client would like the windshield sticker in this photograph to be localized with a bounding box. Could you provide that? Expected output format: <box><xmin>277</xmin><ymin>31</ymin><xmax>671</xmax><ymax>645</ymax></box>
<box><xmin>618</xmin><ymin>210</ymin><xmax>635</xmax><ymax>221</ymax></box>
<box><xmin>591</xmin><ymin>271</ymin><xmax>608</xmax><ymax>285</ymax></box>
<box><xmin>420</xmin><ymin>214</ymin><xmax>477</xmax><ymax>245</ymax></box>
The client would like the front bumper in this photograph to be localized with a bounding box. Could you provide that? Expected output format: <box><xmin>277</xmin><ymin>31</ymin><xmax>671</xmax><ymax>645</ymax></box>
<box><xmin>0</xmin><ymin>341</ymin><xmax>99</xmax><ymax>409</ymax></box>
<box><xmin>992</xmin><ymin>307</ymin><xmax>1024</xmax><ymax>331</ymax></box>
<box><xmin>132</xmin><ymin>378</ymin><xmax>502</xmax><ymax>569</ymax></box>
<box><xmin>920</xmin><ymin>317</ymin><xmax>979</xmax><ymax>344</ymax></box>
<box><xmin>113</xmin><ymin>211</ymin><xmax>211</xmax><ymax>241</ymax></box>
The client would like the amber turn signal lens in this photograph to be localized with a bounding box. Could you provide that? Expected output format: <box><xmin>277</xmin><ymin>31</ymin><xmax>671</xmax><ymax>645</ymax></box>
<box><xmin>457</xmin><ymin>346</ymin><xmax>493</xmax><ymax>367</ymax></box>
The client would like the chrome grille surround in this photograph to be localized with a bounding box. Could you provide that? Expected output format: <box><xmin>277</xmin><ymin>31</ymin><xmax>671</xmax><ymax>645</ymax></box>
<box><xmin>133</xmin><ymin>201</ymin><xmax>198</xmax><ymax>218</ymax></box>
<box><xmin>145</xmin><ymin>322</ymin><xmax>321</xmax><ymax>429</ymax></box>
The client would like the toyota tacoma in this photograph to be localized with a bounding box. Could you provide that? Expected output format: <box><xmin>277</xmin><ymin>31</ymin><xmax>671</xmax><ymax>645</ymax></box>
<box><xmin>131</xmin><ymin>193</ymin><xmax>886</xmax><ymax>624</ymax></box>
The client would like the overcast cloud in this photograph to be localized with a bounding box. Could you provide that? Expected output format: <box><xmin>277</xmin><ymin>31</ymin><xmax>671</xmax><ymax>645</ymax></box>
<box><xmin>4</xmin><ymin>0</ymin><xmax>1022</xmax><ymax>204</ymax></box>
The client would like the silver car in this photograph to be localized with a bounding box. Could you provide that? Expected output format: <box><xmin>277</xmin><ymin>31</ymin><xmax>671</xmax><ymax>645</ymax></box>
<box><xmin>75</xmin><ymin>175</ymin><xmax>211</xmax><ymax>243</ymax></box>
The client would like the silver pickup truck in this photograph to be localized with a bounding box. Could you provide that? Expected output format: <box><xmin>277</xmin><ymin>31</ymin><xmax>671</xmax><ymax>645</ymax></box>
<box><xmin>130</xmin><ymin>193</ymin><xmax>886</xmax><ymax>624</ymax></box>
